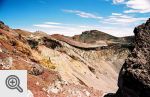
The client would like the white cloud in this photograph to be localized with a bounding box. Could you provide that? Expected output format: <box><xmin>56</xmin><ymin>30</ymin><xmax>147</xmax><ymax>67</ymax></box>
<box><xmin>102</xmin><ymin>13</ymin><xmax>148</xmax><ymax>24</ymax></box>
<box><xmin>126</xmin><ymin>0</ymin><xmax>150</xmax><ymax>10</ymax></box>
<box><xmin>63</xmin><ymin>9</ymin><xmax>103</xmax><ymax>19</ymax></box>
<box><xmin>112</xmin><ymin>13</ymin><xmax>122</xmax><ymax>16</ymax></box>
<box><xmin>113</xmin><ymin>0</ymin><xmax>125</xmax><ymax>4</ymax></box>
<box><xmin>44</xmin><ymin>22</ymin><xmax>61</xmax><ymax>25</ymax></box>
<box><xmin>33</xmin><ymin>24</ymin><xmax>65</xmax><ymax>28</ymax></box>
<box><xmin>124</xmin><ymin>0</ymin><xmax>150</xmax><ymax>13</ymax></box>
<box><xmin>113</xmin><ymin>0</ymin><xmax>150</xmax><ymax>13</ymax></box>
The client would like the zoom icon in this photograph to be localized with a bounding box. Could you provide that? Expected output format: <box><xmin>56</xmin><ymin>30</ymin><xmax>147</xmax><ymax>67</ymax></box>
<box><xmin>5</xmin><ymin>75</ymin><xmax>23</xmax><ymax>93</ymax></box>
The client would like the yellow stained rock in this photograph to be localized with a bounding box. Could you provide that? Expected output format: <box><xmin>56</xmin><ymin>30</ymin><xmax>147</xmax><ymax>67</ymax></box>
<box><xmin>39</xmin><ymin>59</ymin><xmax>56</xmax><ymax>70</ymax></box>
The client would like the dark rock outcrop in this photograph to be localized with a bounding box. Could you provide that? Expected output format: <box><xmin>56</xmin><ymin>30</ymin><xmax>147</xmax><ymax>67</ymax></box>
<box><xmin>108</xmin><ymin>18</ymin><xmax>150</xmax><ymax>97</ymax></box>
<box><xmin>0</xmin><ymin>21</ymin><xmax>10</xmax><ymax>31</ymax></box>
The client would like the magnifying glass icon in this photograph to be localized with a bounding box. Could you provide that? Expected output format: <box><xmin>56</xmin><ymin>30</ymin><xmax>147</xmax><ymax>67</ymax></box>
<box><xmin>5</xmin><ymin>75</ymin><xmax>23</xmax><ymax>93</ymax></box>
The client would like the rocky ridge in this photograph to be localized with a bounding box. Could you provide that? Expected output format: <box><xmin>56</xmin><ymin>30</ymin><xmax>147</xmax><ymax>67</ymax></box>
<box><xmin>72</xmin><ymin>30</ymin><xmax>134</xmax><ymax>45</ymax></box>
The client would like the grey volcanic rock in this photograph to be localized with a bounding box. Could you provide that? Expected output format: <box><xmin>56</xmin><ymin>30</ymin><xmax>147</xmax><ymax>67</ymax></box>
<box><xmin>109</xmin><ymin>18</ymin><xmax>150</xmax><ymax>97</ymax></box>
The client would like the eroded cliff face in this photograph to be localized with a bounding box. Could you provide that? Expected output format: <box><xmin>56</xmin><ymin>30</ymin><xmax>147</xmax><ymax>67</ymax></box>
<box><xmin>105</xmin><ymin>18</ymin><xmax>150</xmax><ymax>97</ymax></box>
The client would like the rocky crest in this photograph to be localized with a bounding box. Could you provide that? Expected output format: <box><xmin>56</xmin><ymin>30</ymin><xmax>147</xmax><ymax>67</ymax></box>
<box><xmin>72</xmin><ymin>30</ymin><xmax>119</xmax><ymax>43</ymax></box>
<box><xmin>105</xmin><ymin>18</ymin><xmax>150</xmax><ymax>97</ymax></box>
<box><xmin>72</xmin><ymin>30</ymin><xmax>134</xmax><ymax>45</ymax></box>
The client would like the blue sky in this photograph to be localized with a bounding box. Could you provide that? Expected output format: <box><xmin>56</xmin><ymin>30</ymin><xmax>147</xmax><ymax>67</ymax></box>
<box><xmin>0</xmin><ymin>0</ymin><xmax>150</xmax><ymax>37</ymax></box>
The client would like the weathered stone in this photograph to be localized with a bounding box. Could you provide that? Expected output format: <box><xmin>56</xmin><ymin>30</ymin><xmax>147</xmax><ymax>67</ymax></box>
<box><xmin>113</xmin><ymin>18</ymin><xmax>150</xmax><ymax>97</ymax></box>
<box><xmin>0</xmin><ymin>56</ymin><xmax>13</xmax><ymax>69</ymax></box>
<box><xmin>29</xmin><ymin>63</ymin><xmax>44</xmax><ymax>76</ymax></box>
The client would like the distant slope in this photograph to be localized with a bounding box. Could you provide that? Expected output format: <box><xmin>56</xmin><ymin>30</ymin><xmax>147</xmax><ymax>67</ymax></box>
<box><xmin>72</xmin><ymin>30</ymin><xmax>134</xmax><ymax>45</ymax></box>
<box><xmin>72</xmin><ymin>30</ymin><xmax>119</xmax><ymax>43</ymax></box>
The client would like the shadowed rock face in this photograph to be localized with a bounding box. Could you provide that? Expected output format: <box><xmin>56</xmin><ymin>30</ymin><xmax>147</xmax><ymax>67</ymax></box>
<box><xmin>105</xmin><ymin>18</ymin><xmax>150</xmax><ymax>97</ymax></box>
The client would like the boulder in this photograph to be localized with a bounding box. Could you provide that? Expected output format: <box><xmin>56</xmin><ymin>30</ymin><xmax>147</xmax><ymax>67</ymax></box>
<box><xmin>115</xmin><ymin>18</ymin><xmax>150</xmax><ymax>97</ymax></box>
